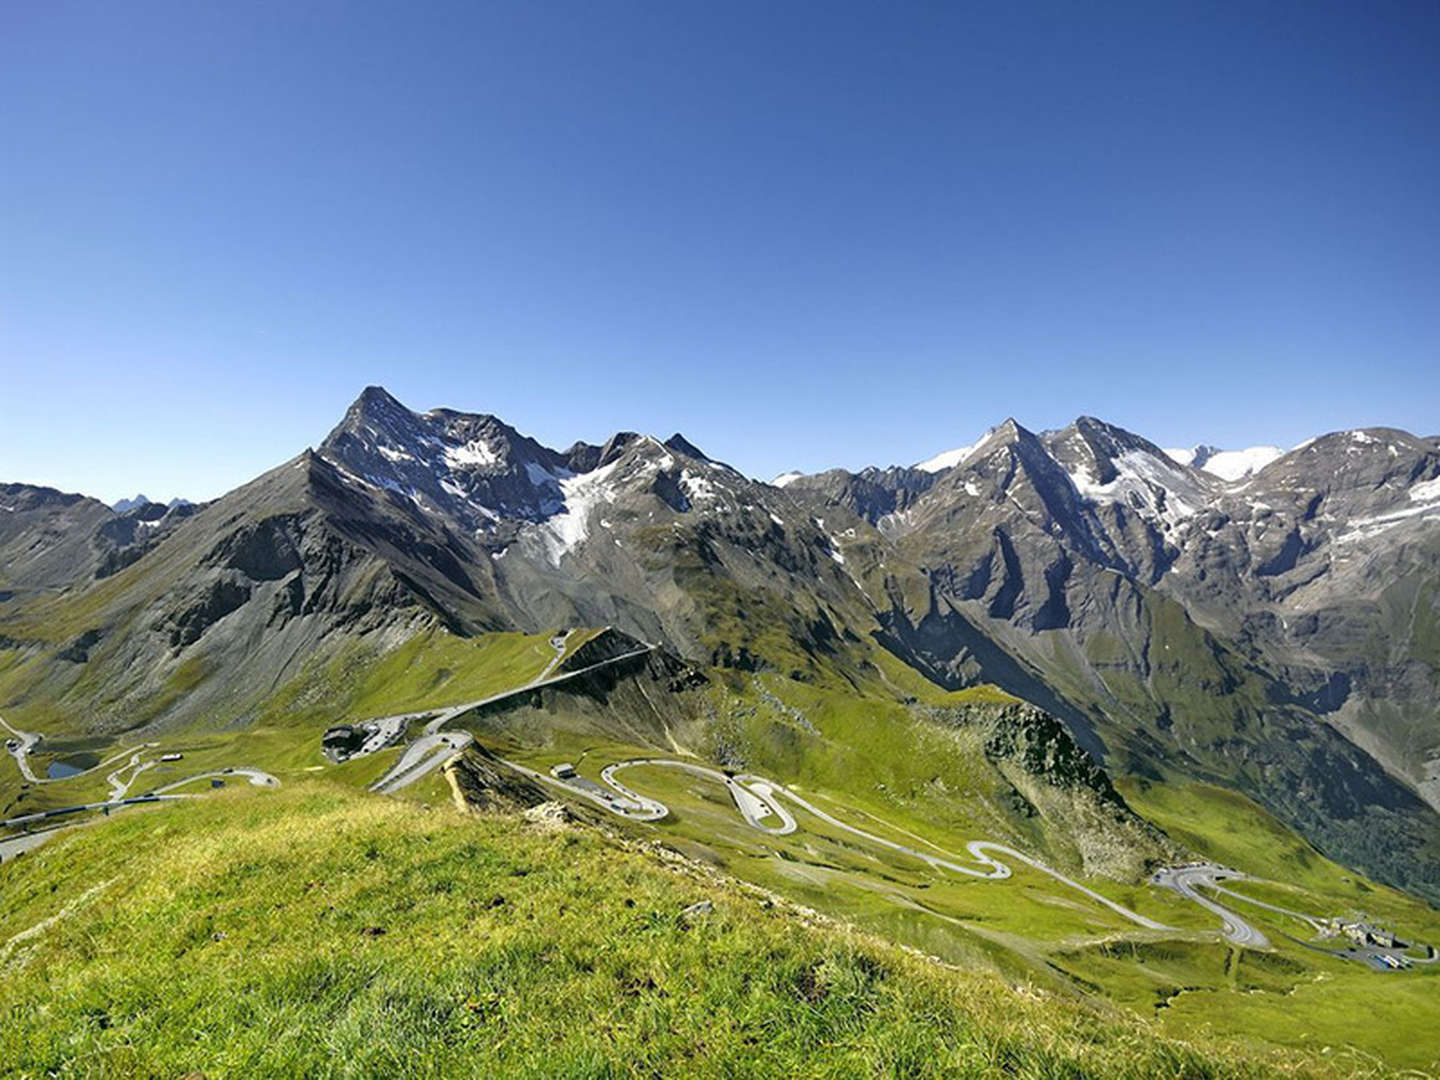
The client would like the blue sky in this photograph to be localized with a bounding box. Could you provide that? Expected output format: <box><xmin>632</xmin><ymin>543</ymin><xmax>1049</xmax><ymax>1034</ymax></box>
<box><xmin>2</xmin><ymin>2</ymin><xmax>1437</xmax><ymax>501</ymax></box>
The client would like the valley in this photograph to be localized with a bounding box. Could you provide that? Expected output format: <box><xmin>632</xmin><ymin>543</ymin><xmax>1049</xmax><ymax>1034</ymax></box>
<box><xmin>10</xmin><ymin>619</ymin><xmax>1438</xmax><ymax>1070</ymax></box>
<box><xmin>3</xmin><ymin>390</ymin><xmax>1439</xmax><ymax>1073</ymax></box>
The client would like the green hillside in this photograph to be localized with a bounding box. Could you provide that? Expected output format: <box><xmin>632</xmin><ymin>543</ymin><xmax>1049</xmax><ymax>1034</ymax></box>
<box><xmin>6</xmin><ymin>620</ymin><xmax>1440</xmax><ymax>1073</ymax></box>
<box><xmin>0</xmin><ymin>782</ymin><xmax>1371</xmax><ymax>1080</ymax></box>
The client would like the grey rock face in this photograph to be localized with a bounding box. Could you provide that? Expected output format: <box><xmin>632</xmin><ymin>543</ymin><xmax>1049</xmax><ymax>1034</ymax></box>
<box><xmin>3</xmin><ymin>389</ymin><xmax>1438</xmax><ymax>901</ymax></box>
<box><xmin>785</xmin><ymin>465</ymin><xmax>938</xmax><ymax>525</ymax></box>
<box><xmin>795</xmin><ymin>418</ymin><xmax>1440</xmax><ymax>900</ymax></box>
<box><xmin>318</xmin><ymin>385</ymin><xmax>574</xmax><ymax>542</ymax></box>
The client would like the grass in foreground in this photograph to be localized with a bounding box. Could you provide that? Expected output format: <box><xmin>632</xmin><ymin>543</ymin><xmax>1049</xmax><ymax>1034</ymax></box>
<box><xmin>0</xmin><ymin>783</ymin><xmax>1378</xmax><ymax>1079</ymax></box>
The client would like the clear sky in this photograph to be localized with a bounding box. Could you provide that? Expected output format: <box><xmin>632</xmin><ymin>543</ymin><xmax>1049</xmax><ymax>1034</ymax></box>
<box><xmin>2</xmin><ymin>2</ymin><xmax>1437</xmax><ymax>502</ymax></box>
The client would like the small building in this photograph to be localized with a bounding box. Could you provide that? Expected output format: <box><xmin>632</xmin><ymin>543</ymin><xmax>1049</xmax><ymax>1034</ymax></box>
<box><xmin>160</xmin><ymin>753</ymin><xmax>183</xmax><ymax>762</ymax></box>
<box><xmin>322</xmin><ymin>725</ymin><xmax>364</xmax><ymax>759</ymax></box>
<box><xmin>210</xmin><ymin>778</ymin><xmax>225</xmax><ymax>789</ymax></box>
<box><xmin>551</xmin><ymin>763</ymin><xmax>577</xmax><ymax>780</ymax></box>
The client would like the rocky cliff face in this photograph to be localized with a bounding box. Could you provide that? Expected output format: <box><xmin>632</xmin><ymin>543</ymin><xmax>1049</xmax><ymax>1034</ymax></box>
<box><xmin>2</xmin><ymin>389</ymin><xmax>1438</xmax><ymax>901</ymax></box>
<box><xmin>926</xmin><ymin>699</ymin><xmax>1181</xmax><ymax>879</ymax></box>
<box><xmin>0</xmin><ymin>484</ymin><xmax>192</xmax><ymax>594</ymax></box>
<box><xmin>784</xmin><ymin>416</ymin><xmax>1440</xmax><ymax>900</ymax></box>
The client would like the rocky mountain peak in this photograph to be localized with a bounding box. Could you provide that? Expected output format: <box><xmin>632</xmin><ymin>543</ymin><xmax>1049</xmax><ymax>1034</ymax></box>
<box><xmin>1065</xmin><ymin>416</ymin><xmax>1166</xmax><ymax>466</ymax></box>
<box><xmin>1035</xmin><ymin>419</ymin><xmax>1212</xmax><ymax>534</ymax></box>
<box><xmin>317</xmin><ymin>388</ymin><xmax>575</xmax><ymax>539</ymax></box>
<box><xmin>595</xmin><ymin>431</ymin><xmax>644</xmax><ymax>469</ymax></box>
<box><xmin>945</xmin><ymin>418</ymin><xmax>1046</xmax><ymax>475</ymax></box>
<box><xmin>913</xmin><ymin>419</ymin><xmax>1033</xmax><ymax>474</ymax></box>
<box><xmin>663</xmin><ymin>433</ymin><xmax>710</xmax><ymax>462</ymax></box>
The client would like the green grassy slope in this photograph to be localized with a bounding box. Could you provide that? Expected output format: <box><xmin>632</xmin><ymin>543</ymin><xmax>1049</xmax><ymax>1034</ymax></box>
<box><xmin>0</xmin><ymin>629</ymin><xmax>567</xmax><ymax>819</ymax></box>
<box><xmin>1117</xmin><ymin>778</ymin><xmax>1440</xmax><ymax>1070</ymax></box>
<box><xmin>6</xmin><ymin>621</ymin><xmax>1440</xmax><ymax>1073</ymax></box>
<box><xmin>0</xmin><ymin>782</ymin><xmax>1362</xmax><ymax>1080</ymax></box>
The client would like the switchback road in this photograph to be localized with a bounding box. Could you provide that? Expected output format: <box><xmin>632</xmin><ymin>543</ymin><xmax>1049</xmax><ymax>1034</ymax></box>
<box><xmin>1151</xmin><ymin>864</ymin><xmax>1270</xmax><ymax>947</ymax></box>
<box><xmin>511</xmin><ymin>755</ymin><xmax>1170</xmax><ymax>932</ymax></box>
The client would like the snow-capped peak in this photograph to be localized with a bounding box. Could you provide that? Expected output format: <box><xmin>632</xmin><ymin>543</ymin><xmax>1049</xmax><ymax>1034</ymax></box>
<box><xmin>1163</xmin><ymin>444</ymin><xmax>1285</xmax><ymax>482</ymax></box>
<box><xmin>772</xmin><ymin>471</ymin><xmax>803</xmax><ymax>488</ymax></box>
<box><xmin>915</xmin><ymin>431</ymin><xmax>993</xmax><ymax>473</ymax></box>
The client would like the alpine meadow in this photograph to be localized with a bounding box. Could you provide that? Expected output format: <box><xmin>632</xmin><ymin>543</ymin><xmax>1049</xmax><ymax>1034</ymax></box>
<box><xmin>3</xmin><ymin>4</ymin><xmax>1439</xmax><ymax>1078</ymax></box>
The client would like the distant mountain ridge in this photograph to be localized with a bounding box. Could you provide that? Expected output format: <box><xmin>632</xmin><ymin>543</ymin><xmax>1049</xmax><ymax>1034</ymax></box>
<box><xmin>1160</xmin><ymin>443</ymin><xmax>1286</xmax><ymax>481</ymax></box>
<box><xmin>915</xmin><ymin>432</ymin><xmax>1289</xmax><ymax>484</ymax></box>
<box><xmin>111</xmin><ymin>495</ymin><xmax>193</xmax><ymax>514</ymax></box>
<box><xmin>2</xmin><ymin>387</ymin><xmax>1439</xmax><ymax>903</ymax></box>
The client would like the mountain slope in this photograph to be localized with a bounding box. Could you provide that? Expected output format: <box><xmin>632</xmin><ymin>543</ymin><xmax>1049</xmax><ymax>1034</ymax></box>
<box><xmin>788</xmin><ymin>417</ymin><xmax>1440</xmax><ymax>901</ymax></box>
<box><xmin>0</xmin><ymin>783</ymin><xmax>1356</xmax><ymax>1079</ymax></box>
<box><xmin>2</xmin><ymin>390</ymin><xmax>1438</xmax><ymax>904</ymax></box>
<box><xmin>1162</xmin><ymin>444</ymin><xmax>1287</xmax><ymax>481</ymax></box>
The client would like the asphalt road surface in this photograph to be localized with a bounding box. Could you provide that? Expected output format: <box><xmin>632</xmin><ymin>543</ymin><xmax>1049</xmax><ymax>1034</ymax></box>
<box><xmin>2</xmin><ymin>749</ymin><xmax>280</xmax><ymax>863</ymax></box>
<box><xmin>420</xmin><ymin>642</ymin><xmax>654</xmax><ymax>736</ymax></box>
<box><xmin>150</xmin><ymin>768</ymin><xmax>279</xmax><ymax>795</ymax></box>
<box><xmin>3</xmin><ymin>714</ymin><xmax>159</xmax><ymax>787</ymax></box>
<box><xmin>511</xmin><ymin>756</ymin><xmax>1170</xmax><ymax>932</ymax></box>
<box><xmin>367</xmin><ymin>638</ymin><xmax>655</xmax><ymax>796</ymax></box>
<box><xmin>1209</xmin><ymin>882</ymin><xmax>1325</xmax><ymax>932</ymax></box>
<box><xmin>1151</xmin><ymin>864</ymin><xmax>1270</xmax><ymax>947</ymax></box>
<box><xmin>369</xmin><ymin>733</ymin><xmax>474</xmax><ymax>795</ymax></box>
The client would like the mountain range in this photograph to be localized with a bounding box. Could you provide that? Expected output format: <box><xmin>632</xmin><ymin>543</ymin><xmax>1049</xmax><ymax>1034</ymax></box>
<box><xmin>2</xmin><ymin>385</ymin><xmax>1438</xmax><ymax>901</ymax></box>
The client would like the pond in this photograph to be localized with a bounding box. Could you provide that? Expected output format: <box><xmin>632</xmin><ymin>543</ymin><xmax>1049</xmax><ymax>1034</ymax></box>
<box><xmin>47</xmin><ymin>752</ymin><xmax>101</xmax><ymax>779</ymax></box>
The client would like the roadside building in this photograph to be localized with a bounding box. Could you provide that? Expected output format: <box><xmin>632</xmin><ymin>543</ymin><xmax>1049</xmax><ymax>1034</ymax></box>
<box><xmin>322</xmin><ymin>725</ymin><xmax>365</xmax><ymax>760</ymax></box>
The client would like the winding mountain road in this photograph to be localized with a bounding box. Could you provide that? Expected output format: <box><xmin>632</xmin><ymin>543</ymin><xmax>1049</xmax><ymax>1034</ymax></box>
<box><xmin>1151</xmin><ymin>864</ymin><xmax>1270</xmax><ymax>947</ymax></box>
<box><xmin>0</xmin><ymin>717</ymin><xmax>40</xmax><ymax>783</ymax></box>
<box><xmin>1210</xmin><ymin>882</ymin><xmax>1325</xmax><ymax>932</ymax></box>
<box><xmin>2</xmin><ymin>715</ymin><xmax>157</xmax><ymax>787</ymax></box>
<box><xmin>0</xmin><ymin>766</ymin><xmax>279</xmax><ymax>863</ymax></box>
<box><xmin>150</xmin><ymin>769</ymin><xmax>279</xmax><ymax>795</ymax></box>
<box><xmin>106</xmin><ymin>753</ymin><xmax>157</xmax><ymax>800</ymax></box>
<box><xmin>369</xmin><ymin>636</ymin><xmax>655</xmax><ymax>795</ymax></box>
<box><xmin>369</xmin><ymin>733</ymin><xmax>474</xmax><ymax>795</ymax></box>
<box><xmin>510</xmin><ymin>755</ymin><xmax>1171</xmax><ymax>932</ymax></box>
<box><xmin>2</xmin><ymin>711</ymin><xmax>281</xmax><ymax>863</ymax></box>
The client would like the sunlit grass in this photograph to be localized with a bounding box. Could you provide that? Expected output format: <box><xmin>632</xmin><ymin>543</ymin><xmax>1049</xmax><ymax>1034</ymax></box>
<box><xmin>0</xmin><ymin>782</ymin><xmax>1358</xmax><ymax>1079</ymax></box>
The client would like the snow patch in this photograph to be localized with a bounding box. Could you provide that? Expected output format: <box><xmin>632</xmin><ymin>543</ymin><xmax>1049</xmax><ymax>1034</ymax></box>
<box><xmin>772</xmin><ymin>471</ymin><xmax>802</xmax><ymax>488</ymax></box>
<box><xmin>641</xmin><ymin>435</ymin><xmax>675</xmax><ymax>471</ymax></box>
<box><xmin>444</xmin><ymin>438</ymin><xmax>499</xmax><ymax>469</ymax></box>
<box><xmin>1068</xmin><ymin>450</ymin><xmax>1204</xmax><ymax>531</ymax></box>
<box><xmin>1335</xmin><ymin>501</ymin><xmax>1440</xmax><ymax>543</ymax></box>
<box><xmin>1199</xmin><ymin>447</ymin><xmax>1285</xmax><ymax>482</ymax></box>
<box><xmin>1409</xmin><ymin>476</ymin><xmax>1440</xmax><ymax>504</ymax></box>
<box><xmin>680</xmin><ymin>470</ymin><xmax>718</xmax><ymax>503</ymax></box>
<box><xmin>535</xmin><ymin>460</ymin><xmax>621</xmax><ymax>564</ymax></box>
<box><xmin>916</xmin><ymin>431</ymin><xmax>990</xmax><ymax>473</ymax></box>
<box><xmin>1332</xmin><ymin>473</ymin><xmax>1440</xmax><ymax>542</ymax></box>
<box><xmin>525</xmin><ymin>461</ymin><xmax>569</xmax><ymax>487</ymax></box>
<box><xmin>1163</xmin><ymin>444</ymin><xmax>1283</xmax><ymax>482</ymax></box>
